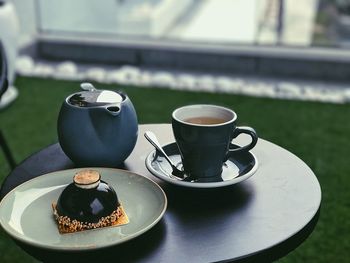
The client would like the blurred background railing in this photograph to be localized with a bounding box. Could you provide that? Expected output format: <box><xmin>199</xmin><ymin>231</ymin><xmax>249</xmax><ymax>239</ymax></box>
<box><xmin>7</xmin><ymin>0</ymin><xmax>350</xmax><ymax>81</ymax></box>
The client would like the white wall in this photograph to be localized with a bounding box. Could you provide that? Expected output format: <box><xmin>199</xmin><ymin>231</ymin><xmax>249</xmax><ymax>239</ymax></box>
<box><xmin>9</xmin><ymin>0</ymin><xmax>37</xmax><ymax>47</ymax></box>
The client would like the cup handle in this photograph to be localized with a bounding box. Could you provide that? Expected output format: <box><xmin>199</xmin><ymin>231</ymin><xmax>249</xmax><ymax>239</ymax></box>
<box><xmin>229</xmin><ymin>126</ymin><xmax>258</xmax><ymax>153</ymax></box>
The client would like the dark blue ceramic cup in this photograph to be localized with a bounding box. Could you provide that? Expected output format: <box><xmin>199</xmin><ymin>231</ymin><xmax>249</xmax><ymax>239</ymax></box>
<box><xmin>172</xmin><ymin>105</ymin><xmax>258</xmax><ymax>180</ymax></box>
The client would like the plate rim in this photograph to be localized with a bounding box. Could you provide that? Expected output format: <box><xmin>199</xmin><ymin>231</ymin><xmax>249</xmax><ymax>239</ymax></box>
<box><xmin>145</xmin><ymin>142</ymin><xmax>259</xmax><ymax>188</ymax></box>
<box><xmin>0</xmin><ymin>167</ymin><xmax>167</xmax><ymax>251</ymax></box>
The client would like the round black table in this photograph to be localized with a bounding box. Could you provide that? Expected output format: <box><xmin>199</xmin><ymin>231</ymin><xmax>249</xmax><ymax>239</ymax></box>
<box><xmin>0</xmin><ymin>124</ymin><xmax>321</xmax><ymax>263</ymax></box>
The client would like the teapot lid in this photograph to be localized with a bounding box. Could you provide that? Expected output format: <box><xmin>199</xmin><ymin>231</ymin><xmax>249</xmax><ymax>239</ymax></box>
<box><xmin>68</xmin><ymin>83</ymin><xmax>123</xmax><ymax>107</ymax></box>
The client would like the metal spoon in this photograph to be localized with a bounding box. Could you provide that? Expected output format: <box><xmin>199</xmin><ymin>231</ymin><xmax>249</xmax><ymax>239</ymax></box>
<box><xmin>144</xmin><ymin>131</ymin><xmax>185</xmax><ymax>180</ymax></box>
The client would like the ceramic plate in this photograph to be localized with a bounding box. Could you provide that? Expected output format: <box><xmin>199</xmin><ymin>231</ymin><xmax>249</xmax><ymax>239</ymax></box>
<box><xmin>0</xmin><ymin>168</ymin><xmax>167</xmax><ymax>251</ymax></box>
<box><xmin>145</xmin><ymin>142</ymin><xmax>258</xmax><ymax>188</ymax></box>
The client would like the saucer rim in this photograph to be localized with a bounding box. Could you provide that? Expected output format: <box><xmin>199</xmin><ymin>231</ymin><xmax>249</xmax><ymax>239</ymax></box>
<box><xmin>145</xmin><ymin>142</ymin><xmax>258</xmax><ymax>188</ymax></box>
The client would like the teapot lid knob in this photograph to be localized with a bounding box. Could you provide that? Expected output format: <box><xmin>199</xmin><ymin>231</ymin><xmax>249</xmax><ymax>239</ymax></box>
<box><xmin>80</xmin><ymin>82</ymin><xmax>96</xmax><ymax>91</ymax></box>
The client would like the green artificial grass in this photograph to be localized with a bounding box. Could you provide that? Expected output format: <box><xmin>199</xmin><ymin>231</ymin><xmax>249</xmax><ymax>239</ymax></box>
<box><xmin>1</xmin><ymin>76</ymin><xmax>350</xmax><ymax>262</ymax></box>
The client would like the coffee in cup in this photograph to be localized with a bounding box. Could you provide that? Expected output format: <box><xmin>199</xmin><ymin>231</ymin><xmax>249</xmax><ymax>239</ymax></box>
<box><xmin>172</xmin><ymin>104</ymin><xmax>258</xmax><ymax>180</ymax></box>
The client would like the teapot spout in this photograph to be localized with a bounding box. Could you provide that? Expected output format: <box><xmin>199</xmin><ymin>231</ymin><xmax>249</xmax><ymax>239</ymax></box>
<box><xmin>105</xmin><ymin>104</ymin><xmax>121</xmax><ymax>116</ymax></box>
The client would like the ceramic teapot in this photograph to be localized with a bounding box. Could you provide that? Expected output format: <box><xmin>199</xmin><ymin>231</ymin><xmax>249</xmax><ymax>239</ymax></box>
<box><xmin>57</xmin><ymin>83</ymin><xmax>138</xmax><ymax>167</ymax></box>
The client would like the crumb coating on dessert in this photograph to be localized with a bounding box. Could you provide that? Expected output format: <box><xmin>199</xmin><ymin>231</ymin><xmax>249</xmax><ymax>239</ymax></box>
<box><xmin>52</xmin><ymin>203</ymin><xmax>129</xmax><ymax>234</ymax></box>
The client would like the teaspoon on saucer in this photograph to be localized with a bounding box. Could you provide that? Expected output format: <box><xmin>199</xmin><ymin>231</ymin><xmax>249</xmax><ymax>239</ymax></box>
<box><xmin>144</xmin><ymin>131</ymin><xmax>186</xmax><ymax>180</ymax></box>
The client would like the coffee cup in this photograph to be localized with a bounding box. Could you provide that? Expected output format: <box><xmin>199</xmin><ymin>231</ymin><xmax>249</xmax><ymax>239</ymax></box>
<box><xmin>172</xmin><ymin>104</ymin><xmax>258</xmax><ymax>180</ymax></box>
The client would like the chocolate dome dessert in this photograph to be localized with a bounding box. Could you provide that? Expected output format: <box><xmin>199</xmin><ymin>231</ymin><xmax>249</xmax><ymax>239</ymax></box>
<box><xmin>52</xmin><ymin>169</ymin><xmax>128</xmax><ymax>234</ymax></box>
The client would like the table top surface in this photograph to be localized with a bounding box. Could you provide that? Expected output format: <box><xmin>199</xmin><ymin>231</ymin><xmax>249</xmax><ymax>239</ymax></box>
<box><xmin>0</xmin><ymin>124</ymin><xmax>322</xmax><ymax>263</ymax></box>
